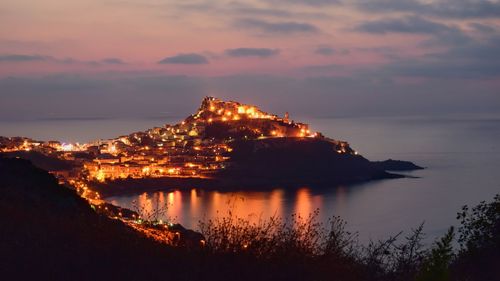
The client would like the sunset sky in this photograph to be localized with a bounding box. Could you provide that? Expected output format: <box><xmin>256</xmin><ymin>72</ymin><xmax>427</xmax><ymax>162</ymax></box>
<box><xmin>1</xmin><ymin>0</ymin><xmax>499</xmax><ymax>120</ymax></box>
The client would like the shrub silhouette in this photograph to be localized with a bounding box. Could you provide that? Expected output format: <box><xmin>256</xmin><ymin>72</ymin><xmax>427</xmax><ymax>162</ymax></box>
<box><xmin>452</xmin><ymin>194</ymin><xmax>500</xmax><ymax>280</ymax></box>
<box><xmin>197</xmin><ymin>194</ymin><xmax>500</xmax><ymax>281</ymax></box>
<box><xmin>417</xmin><ymin>227</ymin><xmax>455</xmax><ymax>281</ymax></box>
<box><xmin>2</xmin><ymin>157</ymin><xmax>500</xmax><ymax>281</ymax></box>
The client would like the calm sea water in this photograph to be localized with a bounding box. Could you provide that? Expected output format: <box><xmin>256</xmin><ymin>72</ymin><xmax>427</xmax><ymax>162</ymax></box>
<box><xmin>2</xmin><ymin>115</ymin><xmax>499</xmax><ymax>243</ymax></box>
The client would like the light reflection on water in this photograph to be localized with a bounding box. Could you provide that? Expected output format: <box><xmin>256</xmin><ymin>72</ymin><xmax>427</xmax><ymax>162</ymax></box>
<box><xmin>107</xmin><ymin>115</ymin><xmax>500</xmax><ymax>244</ymax></box>
<box><xmin>108</xmin><ymin>180</ymin><xmax>429</xmax><ymax>244</ymax></box>
<box><xmin>111</xmin><ymin>185</ymin><xmax>359</xmax><ymax>231</ymax></box>
<box><xmin>2</xmin><ymin>115</ymin><xmax>499</xmax><ymax>243</ymax></box>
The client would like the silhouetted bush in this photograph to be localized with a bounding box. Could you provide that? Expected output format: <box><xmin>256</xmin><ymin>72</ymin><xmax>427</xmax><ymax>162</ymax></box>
<box><xmin>417</xmin><ymin>226</ymin><xmax>455</xmax><ymax>281</ymax></box>
<box><xmin>198</xmin><ymin>194</ymin><xmax>500</xmax><ymax>281</ymax></box>
<box><xmin>199</xmin><ymin>209</ymin><xmax>356</xmax><ymax>259</ymax></box>
<box><xmin>451</xmin><ymin>194</ymin><xmax>500</xmax><ymax>280</ymax></box>
<box><xmin>2</xmin><ymin>157</ymin><xmax>499</xmax><ymax>281</ymax></box>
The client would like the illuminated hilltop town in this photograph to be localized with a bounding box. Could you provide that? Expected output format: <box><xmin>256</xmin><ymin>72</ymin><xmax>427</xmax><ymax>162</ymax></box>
<box><xmin>0</xmin><ymin>97</ymin><xmax>354</xmax><ymax>185</ymax></box>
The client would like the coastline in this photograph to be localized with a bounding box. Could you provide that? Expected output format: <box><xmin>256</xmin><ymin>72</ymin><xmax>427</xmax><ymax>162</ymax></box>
<box><xmin>90</xmin><ymin>172</ymin><xmax>405</xmax><ymax>198</ymax></box>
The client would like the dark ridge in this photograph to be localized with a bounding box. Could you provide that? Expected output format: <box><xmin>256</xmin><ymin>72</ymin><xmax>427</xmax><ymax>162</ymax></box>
<box><xmin>92</xmin><ymin>138</ymin><xmax>407</xmax><ymax>197</ymax></box>
<box><xmin>1</xmin><ymin>150</ymin><xmax>74</xmax><ymax>171</ymax></box>
<box><xmin>0</xmin><ymin>157</ymin><xmax>372</xmax><ymax>281</ymax></box>
<box><xmin>92</xmin><ymin>176</ymin><xmax>220</xmax><ymax>197</ymax></box>
<box><xmin>371</xmin><ymin>159</ymin><xmax>424</xmax><ymax>171</ymax></box>
<box><xmin>219</xmin><ymin>138</ymin><xmax>403</xmax><ymax>185</ymax></box>
<box><xmin>0</xmin><ymin>157</ymin><xmax>196</xmax><ymax>280</ymax></box>
<box><xmin>1</xmin><ymin>157</ymin><xmax>498</xmax><ymax>281</ymax></box>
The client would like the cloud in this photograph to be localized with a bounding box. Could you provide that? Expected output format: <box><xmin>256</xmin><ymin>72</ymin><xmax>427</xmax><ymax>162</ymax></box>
<box><xmin>380</xmin><ymin>58</ymin><xmax>500</xmax><ymax>79</ymax></box>
<box><xmin>100</xmin><ymin>58</ymin><xmax>125</xmax><ymax>64</ymax></box>
<box><xmin>158</xmin><ymin>53</ymin><xmax>209</xmax><ymax>64</ymax></box>
<box><xmin>0</xmin><ymin>54</ymin><xmax>127</xmax><ymax>66</ymax></box>
<box><xmin>354</xmin><ymin>0</ymin><xmax>500</xmax><ymax>19</ymax></box>
<box><xmin>228</xmin><ymin>4</ymin><xmax>292</xmax><ymax>17</ymax></box>
<box><xmin>372</xmin><ymin>34</ymin><xmax>500</xmax><ymax>79</ymax></box>
<box><xmin>353</xmin><ymin>15</ymin><xmax>474</xmax><ymax>47</ymax></box>
<box><xmin>1</xmin><ymin>72</ymin><xmax>498</xmax><ymax>123</ymax></box>
<box><xmin>224</xmin><ymin>48</ymin><xmax>280</xmax><ymax>58</ymax></box>
<box><xmin>355</xmin><ymin>46</ymin><xmax>402</xmax><ymax>60</ymax></box>
<box><xmin>434</xmin><ymin>35</ymin><xmax>500</xmax><ymax>63</ymax></box>
<box><xmin>314</xmin><ymin>46</ymin><xmax>335</xmax><ymax>56</ymax></box>
<box><xmin>469</xmin><ymin>23</ymin><xmax>497</xmax><ymax>33</ymax></box>
<box><xmin>300</xmin><ymin>63</ymin><xmax>344</xmax><ymax>73</ymax></box>
<box><xmin>233</xmin><ymin>18</ymin><xmax>320</xmax><ymax>34</ymax></box>
<box><xmin>172</xmin><ymin>1</ymin><xmax>331</xmax><ymax>19</ymax></box>
<box><xmin>0</xmin><ymin>54</ymin><xmax>51</xmax><ymax>62</ymax></box>
<box><xmin>228</xmin><ymin>3</ymin><xmax>330</xmax><ymax>19</ymax></box>
<box><xmin>264</xmin><ymin>0</ymin><xmax>342</xmax><ymax>6</ymax></box>
<box><xmin>354</xmin><ymin>16</ymin><xmax>455</xmax><ymax>34</ymax></box>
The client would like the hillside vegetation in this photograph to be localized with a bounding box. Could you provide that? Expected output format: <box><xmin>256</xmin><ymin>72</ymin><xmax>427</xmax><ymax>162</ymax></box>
<box><xmin>1</xmin><ymin>157</ymin><xmax>498</xmax><ymax>281</ymax></box>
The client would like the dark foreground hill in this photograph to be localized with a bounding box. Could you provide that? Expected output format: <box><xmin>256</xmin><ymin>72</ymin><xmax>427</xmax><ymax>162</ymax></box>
<box><xmin>1</xmin><ymin>157</ymin><xmax>498</xmax><ymax>281</ymax></box>
<box><xmin>2</xmin><ymin>150</ymin><xmax>74</xmax><ymax>171</ymax></box>
<box><xmin>0</xmin><ymin>157</ymin><xmax>187</xmax><ymax>280</ymax></box>
<box><xmin>0</xmin><ymin>157</ymin><xmax>367</xmax><ymax>281</ymax></box>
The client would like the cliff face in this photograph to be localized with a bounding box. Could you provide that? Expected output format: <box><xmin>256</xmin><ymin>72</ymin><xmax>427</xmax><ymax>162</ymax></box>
<box><xmin>218</xmin><ymin>138</ymin><xmax>401</xmax><ymax>186</ymax></box>
<box><xmin>371</xmin><ymin>159</ymin><xmax>424</xmax><ymax>171</ymax></box>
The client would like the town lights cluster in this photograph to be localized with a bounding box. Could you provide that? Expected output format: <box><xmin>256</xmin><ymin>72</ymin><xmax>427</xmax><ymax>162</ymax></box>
<box><xmin>198</xmin><ymin>97</ymin><xmax>317</xmax><ymax>139</ymax></box>
<box><xmin>0</xmin><ymin>97</ymin><xmax>359</xmax><ymax>247</ymax></box>
<box><xmin>0</xmin><ymin>97</ymin><xmax>355</xmax><ymax>184</ymax></box>
<box><xmin>208</xmin><ymin>104</ymin><xmax>272</xmax><ymax>121</ymax></box>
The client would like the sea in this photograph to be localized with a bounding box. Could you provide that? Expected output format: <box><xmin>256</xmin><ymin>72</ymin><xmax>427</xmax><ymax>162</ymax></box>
<box><xmin>2</xmin><ymin>114</ymin><xmax>499</xmax><ymax>244</ymax></box>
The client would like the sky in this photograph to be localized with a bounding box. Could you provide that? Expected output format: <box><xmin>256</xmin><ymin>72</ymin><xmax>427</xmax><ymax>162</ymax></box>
<box><xmin>1</xmin><ymin>0</ymin><xmax>499</xmax><ymax>120</ymax></box>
